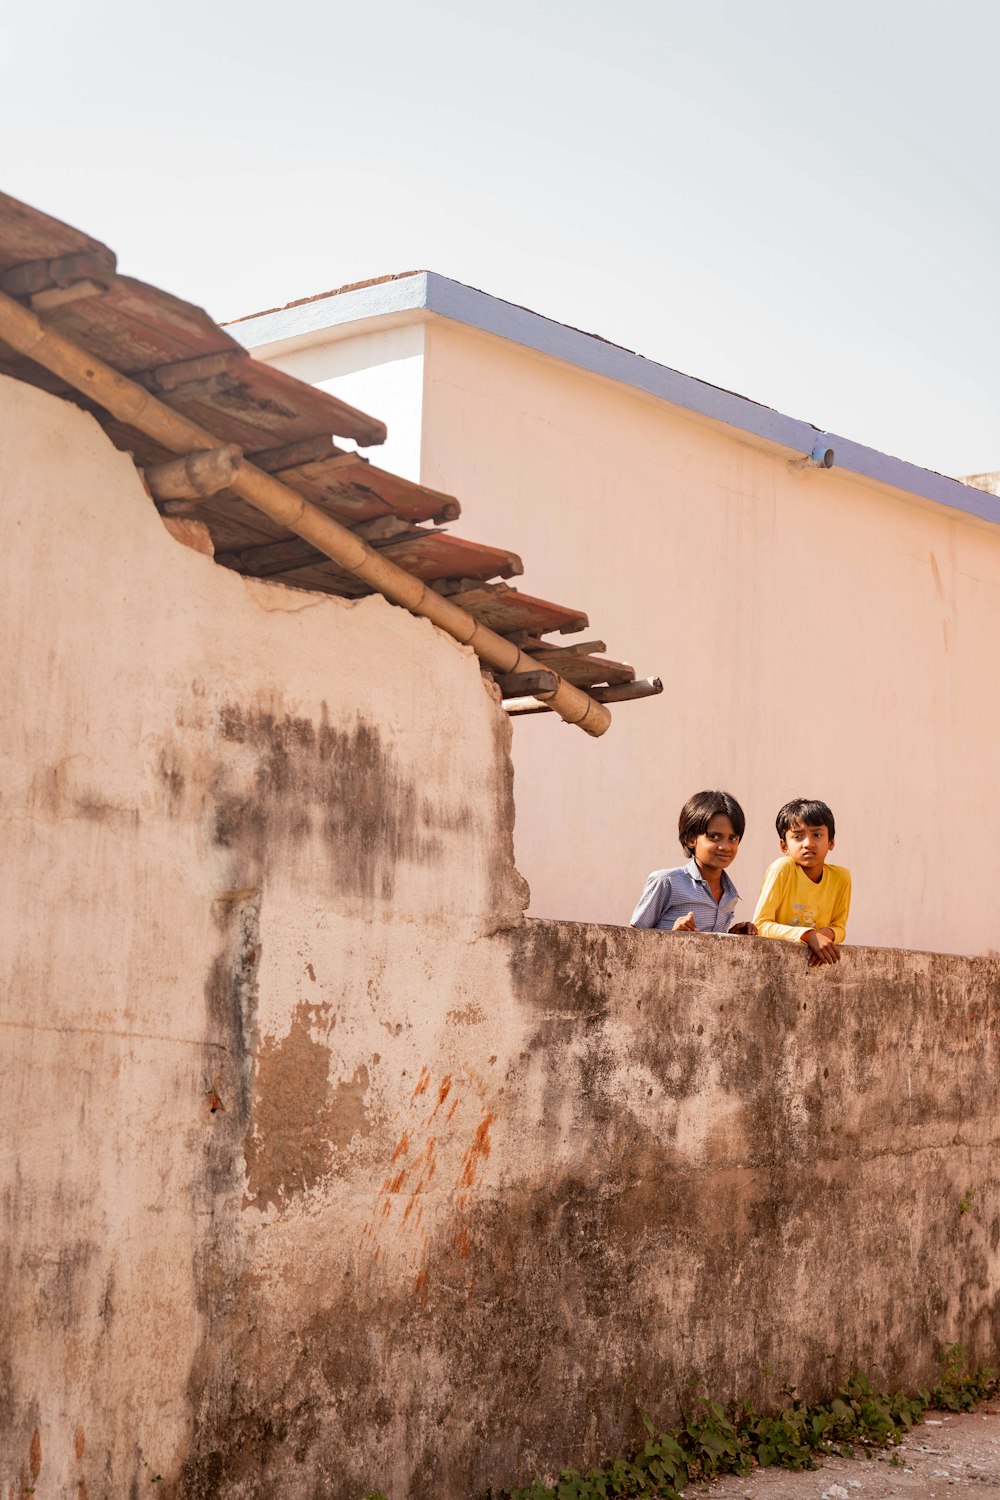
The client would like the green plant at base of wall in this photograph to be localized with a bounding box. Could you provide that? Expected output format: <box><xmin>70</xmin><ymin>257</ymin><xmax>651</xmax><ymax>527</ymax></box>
<box><xmin>494</xmin><ymin>1346</ymin><xmax>996</xmax><ymax>1500</ymax></box>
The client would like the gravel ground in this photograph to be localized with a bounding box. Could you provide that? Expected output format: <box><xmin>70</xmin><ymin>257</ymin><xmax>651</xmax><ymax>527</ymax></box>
<box><xmin>699</xmin><ymin>1410</ymin><xmax>1000</xmax><ymax>1499</ymax></box>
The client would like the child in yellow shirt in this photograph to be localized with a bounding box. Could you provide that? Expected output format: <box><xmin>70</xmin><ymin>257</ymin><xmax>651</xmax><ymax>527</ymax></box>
<box><xmin>753</xmin><ymin>798</ymin><xmax>851</xmax><ymax>966</ymax></box>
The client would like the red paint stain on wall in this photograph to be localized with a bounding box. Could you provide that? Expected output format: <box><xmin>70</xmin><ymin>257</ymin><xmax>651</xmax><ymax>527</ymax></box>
<box><xmin>460</xmin><ymin>1112</ymin><xmax>494</xmax><ymax>1188</ymax></box>
<box><xmin>390</xmin><ymin>1130</ymin><xmax>410</xmax><ymax>1163</ymax></box>
<box><xmin>410</xmin><ymin>1066</ymin><xmax>430</xmax><ymax>1100</ymax></box>
<box><xmin>428</xmin><ymin>1075</ymin><xmax>452</xmax><ymax>1120</ymax></box>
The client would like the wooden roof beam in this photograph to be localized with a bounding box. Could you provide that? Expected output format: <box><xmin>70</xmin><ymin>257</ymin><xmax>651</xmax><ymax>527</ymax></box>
<box><xmin>138</xmin><ymin>350</ymin><xmax>243</xmax><ymax>393</ymax></box>
<box><xmin>526</xmin><ymin>638</ymin><xmax>607</xmax><ymax>659</ymax></box>
<box><xmin>493</xmin><ymin>668</ymin><xmax>558</xmax><ymax>698</ymax></box>
<box><xmin>0</xmin><ymin>247</ymin><xmax>117</xmax><ymax>299</ymax></box>
<box><xmin>504</xmin><ymin>676</ymin><xmax>662</xmax><ymax>715</ymax></box>
<box><xmin>251</xmin><ymin>434</ymin><xmax>344</xmax><ymax>471</ymax></box>
<box><xmin>0</xmin><ymin>287</ymin><xmax>610</xmax><ymax>735</ymax></box>
<box><xmin>216</xmin><ymin>536</ymin><xmax>322</xmax><ymax>579</ymax></box>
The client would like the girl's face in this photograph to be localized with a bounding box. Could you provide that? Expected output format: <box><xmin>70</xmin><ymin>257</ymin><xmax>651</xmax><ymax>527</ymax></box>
<box><xmin>690</xmin><ymin>813</ymin><xmax>740</xmax><ymax>872</ymax></box>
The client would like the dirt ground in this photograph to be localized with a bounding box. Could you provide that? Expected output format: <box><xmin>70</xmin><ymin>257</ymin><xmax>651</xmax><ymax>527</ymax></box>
<box><xmin>700</xmin><ymin>1410</ymin><xmax>1000</xmax><ymax>1499</ymax></box>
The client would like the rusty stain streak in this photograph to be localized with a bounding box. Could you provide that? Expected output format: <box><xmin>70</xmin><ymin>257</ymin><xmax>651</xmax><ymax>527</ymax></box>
<box><xmin>460</xmin><ymin>1112</ymin><xmax>494</xmax><ymax>1188</ymax></box>
<box><xmin>29</xmin><ymin>1429</ymin><xmax>41</xmax><ymax>1482</ymax></box>
<box><xmin>390</xmin><ymin>1130</ymin><xmax>410</xmax><ymax>1164</ymax></box>
<box><xmin>428</xmin><ymin>1074</ymin><xmax>452</xmax><ymax>1120</ymax></box>
<box><xmin>446</xmin><ymin>1097</ymin><xmax>460</xmax><ymax>1122</ymax></box>
<box><xmin>75</xmin><ymin>1427</ymin><xmax>85</xmax><ymax>1461</ymax></box>
<box><xmin>390</xmin><ymin>1170</ymin><xmax>405</xmax><ymax>1193</ymax></box>
<box><xmin>411</xmin><ymin>1066</ymin><xmax>430</xmax><ymax>1100</ymax></box>
<box><xmin>454</xmin><ymin>1226</ymin><xmax>471</xmax><ymax>1260</ymax></box>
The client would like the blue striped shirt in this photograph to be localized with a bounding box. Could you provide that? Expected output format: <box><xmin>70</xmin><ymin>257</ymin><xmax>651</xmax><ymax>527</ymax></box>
<box><xmin>630</xmin><ymin>858</ymin><xmax>740</xmax><ymax>933</ymax></box>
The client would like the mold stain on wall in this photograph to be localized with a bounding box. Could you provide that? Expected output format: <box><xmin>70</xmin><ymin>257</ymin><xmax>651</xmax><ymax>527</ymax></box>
<box><xmin>211</xmin><ymin>704</ymin><xmax>451</xmax><ymax>901</ymax></box>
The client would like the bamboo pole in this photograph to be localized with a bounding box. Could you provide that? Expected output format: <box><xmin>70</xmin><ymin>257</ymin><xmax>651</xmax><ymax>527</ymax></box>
<box><xmin>144</xmin><ymin>444</ymin><xmax>243</xmax><ymax>501</ymax></box>
<box><xmin>505</xmin><ymin>676</ymin><xmax>663</xmax><ymax>715</ymax></box>
<box><xmin>0</xmin><ymin>288</ymin><xmax>610</xmax><ymax>735</ymax></box>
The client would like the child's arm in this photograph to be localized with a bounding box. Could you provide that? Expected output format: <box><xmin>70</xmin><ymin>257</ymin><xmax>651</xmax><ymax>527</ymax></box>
<box><xmin>827</xmin><ymin>870</ymin><xmax>851</xmax><ymax>945</ymax></box>
<box><xmin>803</xmin><ymin>928</ymin><xmax>839</xmax><ymax>966</ymax></box>
<box><xmin>630</xmin><ymin>870</ymin><xmax>672</xmax><ymax>929</ymax></box>
<box><xmin>751</xmin><ymin>862</ymin><xmax>803</xmax><ymax>941</ymax></box>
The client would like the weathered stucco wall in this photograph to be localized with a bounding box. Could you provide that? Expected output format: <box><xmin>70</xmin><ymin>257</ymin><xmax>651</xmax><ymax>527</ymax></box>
<box><xmin>4</xmin><ymin>375</ymin><xmax>1000</xmax><ymax>1500</ymax></box>
<box><xmin>0</xmin><ymin>373</ymin><xmax>523</xmax><ymax>1497</ymax></box>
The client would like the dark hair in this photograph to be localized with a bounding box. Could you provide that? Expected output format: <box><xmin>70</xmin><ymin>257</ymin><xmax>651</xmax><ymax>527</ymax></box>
<box><xmin>776</xmin><ymin>798</ymin><xmax>836</xmax><ymax>841</ymax></box>
<box><xmin>678</xmin><ymin>790</ymin><xmax>746</xmax><ymax>855</ymax></box>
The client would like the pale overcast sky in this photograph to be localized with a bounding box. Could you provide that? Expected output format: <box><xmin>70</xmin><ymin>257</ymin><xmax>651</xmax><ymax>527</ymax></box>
<box><xmin>3</xmin><ymin>0</ymin><xmax>997</xmax><ymax>476</ymax></box>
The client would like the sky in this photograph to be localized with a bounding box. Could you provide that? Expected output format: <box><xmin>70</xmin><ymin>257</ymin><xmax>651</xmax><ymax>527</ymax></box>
<box><xmin>3</xmin><ymin>0</ymin><xmax>997</xmax><ymax>478</ymax></box>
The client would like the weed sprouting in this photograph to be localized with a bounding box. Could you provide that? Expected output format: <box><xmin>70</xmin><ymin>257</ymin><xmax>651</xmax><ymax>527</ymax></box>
<box><xmin>495</xmin><ymin>1346</ymin><xmax>997</xmax><ymax>1500</ymax></box>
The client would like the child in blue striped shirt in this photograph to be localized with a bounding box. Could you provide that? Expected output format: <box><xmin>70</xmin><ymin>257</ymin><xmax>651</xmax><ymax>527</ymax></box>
<box><xmin>630</xmin><ymin>789</ymin><xmax>757</xmax><ymax>935</ymax></box>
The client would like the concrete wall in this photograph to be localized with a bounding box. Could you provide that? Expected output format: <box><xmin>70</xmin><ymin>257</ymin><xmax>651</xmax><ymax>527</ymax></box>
<box><xmin>173</xmin><ymin>924</ymin><xmax>1000</xmax><ymax>1500</ymax></box>
<box><xmin>415</xmin><ymin>321</ymin><xmax>1000</xmax><ymax>957</ymax></box>
<box><xmin>5</xmin><ymin>374</ymin><xmax>1000</xmax><ymax>1500</ymax></box>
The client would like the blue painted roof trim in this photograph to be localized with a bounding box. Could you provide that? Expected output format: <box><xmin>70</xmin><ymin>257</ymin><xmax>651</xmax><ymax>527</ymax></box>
<box><xmin>228</xmin><ymin>271</ymin><xmax>1000</xmax><ymax>529</ymax></box>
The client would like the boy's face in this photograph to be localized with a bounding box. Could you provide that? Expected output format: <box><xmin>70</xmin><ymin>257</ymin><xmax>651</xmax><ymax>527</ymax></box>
<box><xmin>781</xmin><ymin>820</ymin><xmax>834</xmax><ymax>876</ymax></box>
<box><xmin>690</xmin><ymin>813</ymin><xmax>740</xmax><ymax>872</ymax></box>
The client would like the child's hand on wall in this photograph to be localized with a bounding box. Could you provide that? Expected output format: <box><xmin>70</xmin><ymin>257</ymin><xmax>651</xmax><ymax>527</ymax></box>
<box><xmin>729</xmin><ymin>922</ymin><xmax>758</xmax><ymax>937</ymax></box>
<box><xmin>803</xmin><ymin>927</ymin><xmax>840</xmax><ymax>967</ymax></box>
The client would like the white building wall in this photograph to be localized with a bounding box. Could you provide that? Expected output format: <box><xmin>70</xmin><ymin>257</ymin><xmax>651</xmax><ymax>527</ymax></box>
<box><xmin>262</xmin><ymin>319</ymin><xmax>426</xmax><ymax>480</ymax></box>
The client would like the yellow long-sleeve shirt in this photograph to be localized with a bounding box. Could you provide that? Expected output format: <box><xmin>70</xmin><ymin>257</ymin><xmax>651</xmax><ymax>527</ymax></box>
<box><xmin>752</xmin><ymin>857</ymin><xmax>851</xmax><ymax>944</ymax></box>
